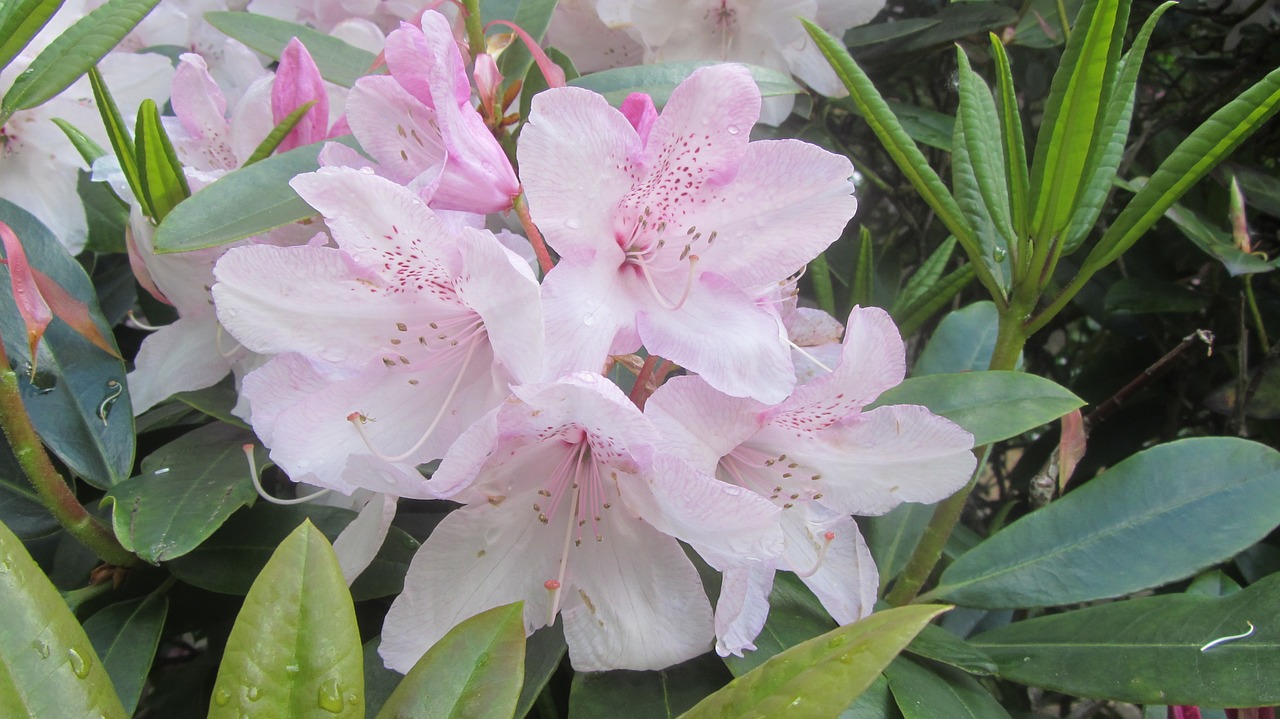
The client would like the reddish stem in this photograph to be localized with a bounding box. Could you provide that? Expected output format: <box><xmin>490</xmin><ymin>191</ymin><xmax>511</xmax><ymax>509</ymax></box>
<box><xmin>513</xmin><ymin>192</ymin><xmax>555</xmax><ymax>275</ymax></box>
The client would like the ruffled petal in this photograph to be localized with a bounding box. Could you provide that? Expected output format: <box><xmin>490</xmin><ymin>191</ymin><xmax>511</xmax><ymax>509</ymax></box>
<box><xmin>127</xmin><ymin>316</ymin><xmax>233</xmax><ymax>414</ymax></box>
<box><xmin>645</xmin><ymin>375</ymin><xmax>767</xmax><ymax>472</ymax></box>
<box><xmin>540</xmin><ymin>256</ymin><xmax>637</xmax><ymax>378</ymax></box>
<box><xmin>344</xmin><ymin>75</ymin><xmax>448</xmax><ymax>187</ymax></box>
<box><xmin>332</xmin><ymin>491</ymin><xmax>398</xmax><ymax>584</ymax></box>
<box><xmin>714</xmin><ymin>564</ymin><xmax>775</xmax><ymax>657</ymax></box>
<box><xmin>780</xmin><ymin>505</ymin><xmax>877</xmax><ymax>625</ymax></box>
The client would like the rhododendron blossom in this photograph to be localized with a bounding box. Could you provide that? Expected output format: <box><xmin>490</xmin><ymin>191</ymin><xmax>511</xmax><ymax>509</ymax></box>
<box><xmin>520</xmin><ymin>63</ymin><xmax>857</xmax><ymax>403</ymax></box>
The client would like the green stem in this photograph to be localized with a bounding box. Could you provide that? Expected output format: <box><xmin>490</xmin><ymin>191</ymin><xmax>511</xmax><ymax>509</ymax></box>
<box><xmin>1244</xmin><ymin>275</ymin><xmax>1270</xmax><ymax>353</ymax></box>
<box><xmin>0</xmin><ymin>344</ymin><xmax>137</xmax><ymax>568</ymax></box>
<box><xmin>461</xmin><ymin>0</ymin><xmax>486</xmax><ymax>59</ymax></box>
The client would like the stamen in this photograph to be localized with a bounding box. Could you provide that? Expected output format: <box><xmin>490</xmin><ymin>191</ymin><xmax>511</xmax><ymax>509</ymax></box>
<box><xmin>243</xmin><ymin>443</ymin><xmax>330</xmax><ymax>505</ymax></box>
<box><xmin>637</xmin><ymin>255</ymin><xmax>699</xmax><ymax>311</ymax></box>
<box><xmin>126</xmin><ymin>310</ymin><xmax>163</xmax><ymax>331</ymax></box>
<box><xmin>546</xmin><ymin>467</ymin><xmax>581</xmax><ymax>626</ymax></box>
<box><xmin>215</xmin><ymin>324</ymin><xmax>244</xmax><ymax>359</ymax></box>
<box><xmin>347</xmin><ymin>339</ymin><xmax>481</xmax><ymax>463</ymax></box>
<box><xmin>794</xmin><ymin>531</ymin><xmax>836</xmax><ymax>579</ymax></box>
<box><xmin>788</xmin><ymin>339</ymin><xmax>833</xmax><ymax>374</ymax></box>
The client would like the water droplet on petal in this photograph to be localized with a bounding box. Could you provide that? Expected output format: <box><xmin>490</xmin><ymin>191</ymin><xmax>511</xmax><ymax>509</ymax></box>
<box><xmin>727</xmin><ymin>125</ymin><xmax>741</xmax><ymax>135</ymax></box>
<box><xmin>213</xmin><ymin>686</ymin><xmax>232</xmax><ymax>707</ymax></box>
<box><xmin>67</xmin><ymin>648</ymin><xmax>91</xmax><ymax>678</ymax></box>
<box><xmin>317</xmin><ymin>678</ymin><xmax>344</xmax><ymax>713</ymax></box>
<box><xmin>565</xmin><ymin>218</ymin><xmax>581</xmax><ymax>230</ymax></box>
<box><xmin>359</xmin><ymin>166</ymin><xmax>375</xmax><ymax>175</ymax></box>
<box><xmin>345</xmin><ymin>691</ymin><xmax>359</xmax><ymax>706</ymax></box>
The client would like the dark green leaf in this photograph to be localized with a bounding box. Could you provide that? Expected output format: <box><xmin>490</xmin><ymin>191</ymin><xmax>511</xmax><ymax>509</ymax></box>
<box><xmin>867</xmin><ymin>503</ymin><xmax>932</xmax><ymax>591</ymax></box>
<box><xmin>885</xmin><ymin>656</ymin><xmax>1010</xmax><ymax>719</ymax></box>
<box><xmin>51</xmin><ymin>117</ymin><xmax>107</xmax><ymax>165</ymax></box>
<box><xmin>243</xmin><ymin>99</ymin><xmax>318</xmax><ymax>167</ymax></box>
<box><xmin>0</xmin><ymin>0</ymin><xmax>62</xmax><ymax>74</ymax></box>
<box><xmin>868</xmin><ymin>371</ymin><xmax>1083</xmax><ymax>446</ymax></box>
<box><xmin>153</xmin><ymin>135</ymin><xmax>361</xmax><ymax>253</ymax></box>
<box><xmin>101</xmin><ymin>423</ymin><xmax>263</xmax><ymax>563</ymax></box>
<box><xmin>134</xmin><ymin>98</ymin><xmax>191</xmax><ymax>223</ymax></box>
<box><xmin>1231</xmin><ymin>163</ymin><xmax>1280</xmax><ymax>218</ymax></box>
<box><xmin>0</xmin><ymin>0</ymin><xmax>161</xmax><ymax>121</ymax></box>
<box><xmin>840</xmin><ymin>674</ymin><xmax>898</xmax><ymax>719</ymax></box>
<box><xmin>484</xmin><ymin>0</ymin><xmax>558</xmax><ymax>91</ymax></box>
<box><xmin>890</xmin><ymin>237</ymin><xmax>956</xmax><ymax>318</ymax></box>
<box><xmin>0</xmin><ymin>443</ymin><xmax>60</xmax><ymax>540</ymax></box>
<box><xmin>83</xmin><ymin>593</ymin><xmax>168</xmax><ymax>714</ymax></box>
<box><xmin>929</xmin><ymin>437</ymin><xmax>1280</xmax><ymax>608</ymax></box>
<box><xmin>681</xmin><ymin>605</ymin><xmax>949</xmax><ymax>719</ymax></box>
<box><xmin>905</xmin><ymin>624</ymin><xmax>998</xmax><ymax>676</ymax></box>
<box><xmin>895</xmin><ymin>264</ymin><xmax>976</xmax><ymax>336</ymax></box>
<box><xmin>882</xmin><ymin>4</ymin><xmax>1019</xmax><ymax>53</ymax></box>
<box><xmin>845</xmin><ymin>19</ymin><xmax>940</xmax><ymax>47</ymax></box>
<box><xmin>851</xmin><ymin>226</ymin><xmax>875</xmax><ymax>309</ymax></box>
<box><xmin>77</xmin><ymin>170</ymin><xmax>130</xmax><ymax>254</ymax></box>
<box><xmin>516</xmin><ymin>622</ymin><xmax>567</xmax><ymax>719</ymax></box>
<box><xmin>955</xmin><ymin>48</ymin><xmax>1015</xmax><ymax>253</ymax></box>
<box><xmin>0</xmin><ymin>518</ymin><xmax>129</xmax><ymax>718</ymax></box>
<box><xmin>568</xmin><ymin>61</ymin><xmax>800</xmax><ymax>107</ymax></box>
<box><xmin>208</xmin><ymin>520</ymin><xmax>363</xmax><ymax>718</ymax></box>
<box><xmin>970</xmin><ymin>572</ymin><xmax>1280</xmax><ymax>705</ymax></box>
<box><xmin>989</xmin><ymin>36</ymin><xmax>1030</xmax><ymax>241</ymax></box>
<box><xmin>361</xmin><ymin>638</ymin><xmax>399</xmax><ymax>719</ymax></box>
<box><xmin>173</xmin><ymin>379</ymin><xmax>251</xmax><ymax>428</ymax></box>
<box><xmin>376</xmin><ymin>602</ymin><xmax>525</xmax><ymax>719</ymax></box>
<box><xmin>570</xmin><ymin>653</ymin><xmax>731</xmax><ymax>719</ymax></box>
<box><xmin>1162</xmin><ymin>195</ymin><xmax>1277</xmax><ymax>276</ymax></box>
<box><xmin>204</xmin><ymin>11</ymin><xmax>375</xmax><ymax>87</ymax></box>
<box><xmin>167</xmin><ymin>502</ymin><xmax>417</xmax><ymax>600</ymax></box>
<box><xmin>0</xmin><ymin>198</ymin><xmax>134</xmax><ymax>488</ymax></box>
<box><xmin>1103</xmin><ymin>277</ymin><xmax>1207</xmax><ymax>315</ymax></box>
<box><xmin>914</xmin><ymin>302</ymin><xmax>1018</xmax><ymax>376</ymax></box>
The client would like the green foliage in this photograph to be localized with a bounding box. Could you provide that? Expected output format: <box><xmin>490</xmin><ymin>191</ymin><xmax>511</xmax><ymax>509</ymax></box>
<box><xmin>0</xmin><ymin>0</ymin><xmax>63</xmax><ymax>74</ymax></box>
<box><xmin>567</xmin><ymin>61</ymin><xmax>800</xmax><ymax>107</ymax></box>
<box><xmin>83</xmin><ymin>592</ymin><xmax>169</xmax><ymax>714</ymax></box>
<box><xmin>203</xmin><ymin>11</ymin><xmax>376</xmax><ymax>87</ymax></box>
<box><xmin>134</xmin><ymin>99</ymin><xmax>191</xmax><ymax>223</ymax></box>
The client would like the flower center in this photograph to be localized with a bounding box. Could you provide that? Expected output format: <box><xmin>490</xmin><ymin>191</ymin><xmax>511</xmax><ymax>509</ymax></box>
<box><xmin>618</xmin><ymin>206</ymin><xmax>720</xmax><ymax>311</ymax></box>
<box><xmin>718</xmin><ymin>445</ymin><xmax>826</xmax><ymax>509</ymax></box>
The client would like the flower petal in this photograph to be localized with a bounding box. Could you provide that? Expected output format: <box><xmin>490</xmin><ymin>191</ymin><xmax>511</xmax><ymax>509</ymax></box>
<box><xmin>344</xmin><ymin>75</ymin><xmax>448</xmax><ymax>187</ymax></box>
<box><xmin>780</xmin><ymin>504</ymin><xmax>877</xmax><ymax>625</ymax></box>
<box><xmin>332</xmin><ymin>491</ymin><xmax>398</xmax><ymax>584</ymax></box>
<box><xmin>714</xmin><ymin>564</ymin><xmax>775</xmax><ymax>657</ymax></box>
<box><xmin>127</xmin><ymin>316</ymin><xmax>232</xmax><ymax>414</ymax></box>
<box><xmin>645</xmin><ymin>374</ymin><xmax>767</xmax><ymax>472</ymax></box>
<box><xmin>273</xmin><ymin>38</ymin><xmax>330</xmax><ymax>152</ymax></box>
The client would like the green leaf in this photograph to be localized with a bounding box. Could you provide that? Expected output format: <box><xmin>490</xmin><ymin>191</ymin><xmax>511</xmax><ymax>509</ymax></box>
<box><xmin>135</xmin><ymin>98</ymin><xmax>191</xmax><ymax>223</ymax></box>
<box><xmin>988</xmin><ymin>36</ymin><xmax>1030</xmax><ymax>242</ymax></box>
<box><xmin>809</xmin><ymin>252</ymin><xmax>837</xmax><ymax>317</ymax></box>
<box><xmin>845</xmin><ymin>19</ymin><xmax>940</xmax><ymax>47</ymax></box>
<box><xmin>890</xmin><ymin>237</ymin><xmax>956</xmax><ymax>317</ymax></box>
<box><xmin>0</xmin><ymin>199</ymin><xmax>134</xmax><ymax>488</ymax></box>
<box><xmin>951</xmin><ymin>113</ymin><xmax>1010</xmax><ymax>296</ymax></box>
<box><xmin>868</xmin><ymin>371</ymin><xmax>1083</xmax><ymax>446</ymax></box>
<box><xmin>904</xmin><ymin>624</ymin><xmax>998</xmax><ymax>677</ymax></box>
<box><xmin>885</xmin><ymin>656</ymin><xmax>1010</xmax><ymax>719</ymax></box>
<box><xmin>167</xmin><ymin>502</ymin><xmax>417</xmax><ymax>600</ymax></box>
<box><xmin>0</xmin><ymin>0</ymin><xmax>62</xmax><ymax>74</ymax></box>
<box><xmin>929</xmin><ymin>437</ymin><xmax>1280</xmax><ymax>608</ymax></box>
<box><xmin>894</xmin><ymin>263</ymin><xmax>976</xmax><ymax>336</ymax></box>
<box><xmin>83</xmin><ymin>593</ymin><xmax>169</xmax><ymax>714</ymax></box>
<box><xmin>970</xmin><ymin>572</ymin><xmax>1280</xmax><ymax>705</ymax></box>
<box><xmin>1231</xmin><ymin>163</ymin><xmax>1280</xmax><ymax>218</ymax></box>
<box><xmin>803</xmin><ymin>19</ymin><xmax>1002</xmax><ymax>304</ymax></box>
<box><xmin>570</xmin><ymin>653</ymin><xmax>731</xmax><ymax>719</ymax></box>
<box><xmin>840</xmin><ymin>674</ymin><xmax>897</xmax><ymax>719</ymax></box>
<box><xmin>1082</xmin><ymin>64</ymin><xmax>1280</xmax><ymax>274</ymax></box>
<box><xmin>153</xmin><ymin>135</ymin><xmax>361</xmax><ymax>253</ymax></box>
<box><xmin>1027</xmin><ymin>0</ymin><xmax>1127</xmax><ymax>242</ymax></box>
<box><xmin>361</xmin><ymin>638</ymin><xmax>399</xmax><ymax>719</ymax></box>
<box><xmin>851</xmin><ymin>226</ymin><xmax>875</xmax><ymax>309</ymax></box>
<box><xmin>52</xmin><ymin>117</ymin><xmax>108</xmax><ymax>165</ymax></box>
<box><xmin>955</xmin><ymin>48</ymin><xmax>1015</xmax><ymax>253</ymax></box>
<box><xmin>208</xmin><ymin>520</ymin><xmax>363</xmax><ymax>718</ymax></box>
<box><xmin>483</xmin><ymin>0</ymin><xmax>559</xmax><ymax>91</ymax></box>
<box><xmin>376</xmin><ymin>602</ymin><xmax>525</xmax><ymax>719</ymax></box>
<box><xmin>568</xmin><ymin>61</ymin><xmax>800</xmax><ymax>107</ymax></box>
<box><xmin>204</xmin><ymin>11</ymin><xmax>376</xmax><ymax>87</ymax></box>
<box><xmin>101</xmin><ymin>423</ymin><xmax>263</xmax><ymax>563</ymax></box>
<box><xmin>1162</xmin><ymin>192</ymin><xmax>1278</xmax><ymax>276</ymax></box>
<box><xmin>1062</xmin><ymin>2</ymin><xmax>1175</xmax><ymax>253</ymax></box>
<box><xmin>0</xmin><ymin>0</ymin><xmax>161</xmax><ymax>122</ymax></box>
<box><xmin>867</xmin><ymin>503</ymin><xmax>933</xmax><ymax>591</ymax></box>
<box><xmin>881</xmin><ymin>4</ymin><xmax>1019</xmax><ymax>53</ymax></box>
<box><xmin>243</xmin><ymin>100</ymin><xmax>318</xmax><ymax>167</ymax></box>
<box><xmin>0</xmin><ymin>444</ymin><xmax>60</xmax><ymax>540</ymax></box>
<box><xmin>914</xmin><ymin>301</ymin><xmax>1019</xmax><ymax>376</ymax></box>
<box><xmin>0</xmin><ymin>518</ymin><xmax>129</xmax><ymax>718</ymax></box>
<box><xmin>515</xmin><ymin>622</ymin><xmax>567</xmax><ymax>719</ymax></box>
<box><xmin>89</xmin><ymin>67</ymin><xmax>146</xmax><ymax>218</ymax></box>
<box><xmin>1103</xmin><ymin>277</ymin><xmax>1207</xmax><ymax>315</ymax></box>
<box><xmin>680</xmin><ymin>605</ymin><xmax>949</xmax><ymax>719</ymax></box>
<box><xmin>77</xmin><ymin>170</ymin><xmax>130</xmax><ymax>254</ymax></box>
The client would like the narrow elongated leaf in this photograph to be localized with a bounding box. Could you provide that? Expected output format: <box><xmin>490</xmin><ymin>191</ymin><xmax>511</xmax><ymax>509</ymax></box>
<box><xmin>868</xmin><ymin>371</ymin><xmax>1083</xmax><ymax>446</ymax></box>
<box><xmin>1163</xmin><ymin>197</ymin><xmax>1277</xmax><ymax>276</ymax></box>
<box><xmin>204</xmin><ymin>11</ymin><xmax>375</xmax><ymax>87</ymax></box>
<box><xmin>955</xmin><ymin>48</ymin><xmax>1015</xmax><ymax>249</ymax></box>
<box><xmin>895</xmin><ymin>263</ymin><xmax>976</xmax><ymax>336</ymax></box>
<box><xmin>930</xmin><ymin>437</ymin><xmax>1280</xmax><ymax>608</ymax></box>
<box><xmin>0</xmin><ymin>199</ymin><xmax>134</xmax><ymax>488</ymax></box>
<box><xmin>568</xmin><ymin>61</ymin><xmax>800</xmax><ymax>107</ymax></box>
<box><xmin>153</xmin><ymin>135</ymin><xmax>361</xmax><ymax>253</ymax></box>
<box><xmin>886</xmin><ymin>657</ymin><xmax>1010</xmax><ymax>719</ymax></box>
<box><xmin>904</xmin><ymin>624</ymin><xmax>998</xmax><ymax>676</ymax></box>
<box><xmin>971</xmin><ymin>572</ymin><xmax>1280</xmax><ymax>705</ymax></box>
<box><xmin>951</xmin><ymin>107</ymin><xmax>1011</xmax><ymax>294</ymax></box>
<box><xmin>890</xmin><ymin>237</ymin><xmax>956</xmax><ymax>317</ymax></box>
<box><xmin>1062</xmin><ymin>2</ymin><xmax>1175</xmax><ymax>252</ymax></box>
<box><xmin>135</xmin><ymin>99</ymin><xmax>191</xmax><ymax>223</ymax></box>
<box><xmin>845</xmin><ymin>18</ymin><xmax>940</xmax><ymax>47</ymax></box>
<box><xmin>0</xmin><ymin>519</ymin><xmax>129</xmax><ymax>718</ymax></box>
<box><xmin>1027</xmin><ymin>0</ymin><xmax>1126</xmax><ymax>241</ymax></box>
<box><xmin>0</xmin><ymin>0</ymin><xmax>63</xmax><ymax>75</ymax></box>
<box><xmin>0</xmin><ymin>0</ymin><xmax>161</xmax><ymax>121</ymax></box>
<box><xmin>89</xmin><ymin>67</ymin><xmax>146</xmax><ymax>218</ymax></box>
<box><xmin>840</xmin><ymin>674</ymin><xmax>895</xmax><ymax>719</ymax></box>
<box><xmin>83</xmin><ymin>593</ymin><xmax>169</xmax><ymax>714</ymax></box>
<box><xmin>376</xmin><ymin>602</ymin><xmax>524</xmax><ymax>719</ymax></box>
<box><xmin>989</xmin><ymin>36</ymin><xmax>1030</xmax><ymax>241</ymax></box>
<box><xmin>570</xmin><ymin>653</ymin><xmax>731</xmax><ymax>719</ymax></box>
<box><xmin>243</xmin><ymin>100</ymin><xmax>318</xmax><ymax>167</ymax></box>
<box><xmin>803</xmin><ymin>19</ymin><xmax>1001</xmax><ymax>303</ymax></box>
<box><xmin>681</xmin><ymin>605</ymin><xmax>949</xmax><ymax>719</ymax></box>
<box><xmin>851</xmin><ymin>226</ymin><xmax>875</xmax><ymax>308</ymax></box>
<box><xmin>867</xmin><ymin>503</ymin><xmax>933</xmax><ymax>591</ymax></box>
<box><xmin>208</xmin><ymin>521</ymin><xmax>363</xmax><ymax>719</ymax></box>
<box><xmin>101</xmin><ymin>423</ymin><xmax>263</xmax><ymax>563</ymax></box>
<box><xmin>515</xmin><ymin>623</ymin><xmax>567</xmax><ymax>719</ymax></box>
<box><xmin>51</xmin><ymin>118</ymin><xmax>107</xmax><ymax>165</ymax></box>
<box><xmin>1082</xmin><ymin>64</ymin><xmax>1280</xmax><ymax>274</ymax></box>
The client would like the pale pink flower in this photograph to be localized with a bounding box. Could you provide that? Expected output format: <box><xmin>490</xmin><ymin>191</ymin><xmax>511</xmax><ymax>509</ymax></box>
<box><xmin>646</xmin><ymin>306</ymin><xmax>976</xmax><ymax>656</ymax></box>
<box><xmin>519</xmin><ymin>63</ymin><xmax>856</xmax><ymax>403</ymax></box>
<box><xmin>380</xmin><ymin>372</ymin><xmax>783</xmax><ymax>672</ymax></box>
<box><xmin>212</xmin><ymin>166</ymin><xmax>543</xmax><ymax>497</ymax></box>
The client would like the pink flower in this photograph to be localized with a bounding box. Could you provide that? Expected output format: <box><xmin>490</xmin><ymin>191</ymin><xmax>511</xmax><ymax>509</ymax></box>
<box><xmin>646</xmin><ymin>306</ymin><xmax>976</xmax><ymax>655</ymax></box>
<box><xmin>519</xmin><ymin>63</ymin><xmax>857</xmax><ymax>403</ymax></box>
<box><xmin>379</xmin><ymin>373</ymin><xmax>783</xmax><ymax>672</ymax></box>
<box><xmin>211</xmin><ymin>166</ymin><xmax>543</xmax><ymax>496</ymax></box>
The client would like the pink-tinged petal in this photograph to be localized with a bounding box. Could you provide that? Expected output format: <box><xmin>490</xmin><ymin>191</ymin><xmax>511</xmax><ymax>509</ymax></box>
<box><xmin>427</xmin><ymin>96</ymin><xmax>519</xmax><ymax>213</ymax></box>
<box><xmin>169</xmin><ymin>54</ymin><xmax>237</xmax><ymax>171</ymax></box>
<box><xmin>684</xmin><ymin>139</ymin><xmax>856</xmax><ymax>288</ymax></box>
<box><xmin>426</xmin><ymin>406</ymin><xmax>500</xmax><ymax>499</ymax></box>
<box><xmin>636</xmin><ymin>272</ymin><xmax>794</xmax><ymax>403</ymax></box>
<box><xmin>317</xmin><ymin>139</ymin><xmax>379</xmax><ymax>171</ymax></box>
<box><xmin>519</xmin><ymin>86</ymin><xmax>643</xmax><ymax>256</ymax></box>
<box><xmin>380</xmin><ymin>497</ymin><xmax>560</xmax><ymax>673</ymax></box>
<box><xmin>561</xmin><ymin>514</ymin><xmax>714</xmax><ymax>671</ymax></box>
<box><xmin>213</xmin><ymin>243</ymin><xmax>422</xmax><ymax>364</ymax></box>
<box><xmin>780</xmin><ymin>505</ymin><xmax>877</xmax><ymax>625</ymax></box>
<box><xmin>772</xmin><ymin>306</ymin><xmax>906</xmax><ymax>431</ymax></box>
<box><xmin>384</xmin><ymin>14</ymin><xmax>470</xmax><ymax>109</ymax></box>
<box><xmin>273</xmin><ymin>38</ymin><xmax>330</xmax><ymax>153</ymax></box>
<box><xmin>505</xmin><ymin>373</ymin><xmax>658</xmax><ymax>459</ymax></box>
<box><xmin>540</xmin><ymin>257</ymin><xmax>637</xmax><ymax>378</ymax></box>
<box><xmin>714</xmin><ymin>564</ymin><xmax>775</xmax><ymax>657</ymax></box>
<box><xmin>454</xmin><ymin>228</ymin><xmax>544</xmax><ymax>384</ymax></box>
<box><xmin>619</xmin><ymin>455</ymin><xmax>783</xmax><ymax>564</ymax></box>
<box><xmin>788</xmin><ymin>307</ymin><xmax>844</xmax><ymax>347</ymax></box>
<box><xmin>764</xmin><ymin>405</ymin><xmax>975</xmax><ymax>516</ymax></box>
<box><xmin>620</xmin><ymin>92</ymin><xmax>657</xmax><ymax>144</ymax></box>
<box><xmin>332</xmin><ymin>491</ymin><xmax>398</xmax><ymax>584</ymax></box>
<box><xmin>646</xmin><ymin>375</ymin><xmax>767</xmax><ymax>473</ymax></box>
<box><xmin>344</xmin><ymin>76</ymin><xmax>448</xmax><ymax>187</ymax></box>
<box><xmin>127</xmin><ymin>317</ymin><xmax>232</xmax><ymax>414</ymax></box>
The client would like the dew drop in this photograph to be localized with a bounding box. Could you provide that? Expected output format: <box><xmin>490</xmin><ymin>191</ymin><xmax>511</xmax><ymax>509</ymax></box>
<box><xmin>317</xmin><ymin>678</ymin><xmax>344</xmax><ymax>714</ymax></box>
<box><xmin>285</xmin><ymin>663</ymin><xmax>300</xmax><ymax>674</ymax></box>
<box><xmin>565</xmin><ymin>218</ymin><xmax>581</xmax><ymax>230</ymax></box>
<box><xmin>67</xmin><ymin>648</ymin><xmax>91</xmax><ymax>678</ymax></box>
<box><xmin>31</xmin><ymin>640</ymin><xmax>50</xmax><ymax>659</ymax></box>
<box><xmin>727</xmin><ymin>125</ymin><xmax>740</xmax><ymax>135</ymax></box>
<box><xmin>244</xmin><ymin>685</ymin><xmax>261</xmax><ymax>702</ymax></box>
<box><xmin>838</xmin><ymin>652</ymin><xmax>855</xmax><ymax>664</ymax></box>
<box><xmin>992</xmin><ymin>246</ymin><xmax>1008</xmax><ymax>261</ymax></box>
<box><xmin>213</xmin><ymin>686</ymin><xmax>232</xmax><ymax>707</ymax></box>
<box><xmin>359</xmin><ymin>166</ymin><xmax>376</xmax><ymax>175</ymax></box>
<box><xmin>345</xmin><ymin>691</ymin><xmax>359</xmax><ymax>706</ymax></box>
<box><xmin>825</xmin><ymin>635</ymin><xmax>845</xmax><ymax>650</ymax></box>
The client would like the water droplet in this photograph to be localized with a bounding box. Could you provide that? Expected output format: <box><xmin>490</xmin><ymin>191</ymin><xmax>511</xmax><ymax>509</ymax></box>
<box><xmin>565</xmin><ymin>218</ymin><xmax>581</xmax><ymax>230</ymax></box>
<box><xmin>476</xmin><ymin>650</ymin><xmax>490</xmax><ymax>667</ymax></box>
<box><xmin>317</xmin><ymin>678</ymin><xmax>344</xmax><ymax>714</ymax></box>
<box><xmin>67</xmin><ymin>648</ymin><xmax>91</xmax><ymax>678</ymax></box>
<box><xmin>583</xmin><ymin>314</ymin><xmax>596</xmax><ymax>327</ymax></box>
<box><xmin>345</xmin><ymin>691</ymin><xmax>359</xmax><ymax>706</ymax></box>
<box><xmin>213</xmin><ymin>686</ymin><xmax>232</xmax><ymax>707</ymax></box>
<box><xmin>359</xmin><ymin>166</ymin><xmax>375</xmax><ymax>175</ymax></box>
<box><xmin>244</xmin><ymin>685</ymin><xmax>261</xmax><ymax>702</ymax></box>
<box><xmin>31</xmin><ymin>640</ymin><xmax>50</xmax><ymax>659</ymax></box>
<box><xmin>284</xmin><ymin>663</ymin><xmax>300</xmax><ymax>674</ymax></box>
<box><xmin>992</xmin><ymin>246</ymin><xmax>1008</xmax><ymax>261</ymax></box>
<box><xmin>824</xmin><ymin>636</ymin><xmax>845</xmax><ymax>650</ymax></box>
<box><xmin>727</xmin><ymin>125</ymin><xmax>741</xmax><ymax>135</ymax></box>
<box><xmin>838</xmin><ymin>652</ymin><xmax>855</xmax><ymax>664</ymax></box>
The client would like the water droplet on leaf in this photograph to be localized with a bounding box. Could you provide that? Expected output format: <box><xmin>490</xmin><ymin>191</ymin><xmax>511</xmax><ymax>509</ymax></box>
<box><xmin>317</xmin><ymin>678</ymin><xmax>344</xmax><ymax>713</ymax></box>
<box><xmin>31</xmin><ymin>640</ymin><xmax>50</xmax><ymax>658</ymax></box>
<box><xmin>213</xmin><ymin>687</ymin><xmax>232</xmax><ymax>707</ymax></box>
<box><xmin>67</xmin><ymin>648</ymin><xmax>91</xmax><ymax>678</ymax></box>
